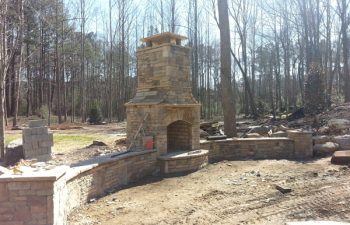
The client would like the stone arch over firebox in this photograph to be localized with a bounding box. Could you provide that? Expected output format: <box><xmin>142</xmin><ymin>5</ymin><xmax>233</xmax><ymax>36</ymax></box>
<box><xmin>167</xmin><ymin>120</ymin><xmax>192</xmax><ymax>152</ymax></box>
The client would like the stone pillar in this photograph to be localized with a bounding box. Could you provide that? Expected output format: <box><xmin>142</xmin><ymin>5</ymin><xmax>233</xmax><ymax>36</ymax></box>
<box><xmin>287</xmin><ymin>130</ymin><xmax>313</xmax><ymax>159</ymax></box>
<box><xmin>0</xmin><ymin>166</ymin><xmax>67</xmax><ymax>225</ymax></box>
<box><xmin>23</xmin><ymin>120</ymin><xmax>53</xmax><ymax>161</ymax></box>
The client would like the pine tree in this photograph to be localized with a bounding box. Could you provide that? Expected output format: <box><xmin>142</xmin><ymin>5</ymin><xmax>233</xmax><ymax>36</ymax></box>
<box><xmin>304</xmin><ymin>63</ymin><xmax>326</xmax><ymax>115</ymax></box>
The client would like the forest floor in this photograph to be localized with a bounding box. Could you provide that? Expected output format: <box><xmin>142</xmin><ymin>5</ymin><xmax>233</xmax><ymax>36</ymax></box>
<box><xmin>68</xmin><ymin>157</ymin><xmax>350</xmax><ymax>225</ymax></box>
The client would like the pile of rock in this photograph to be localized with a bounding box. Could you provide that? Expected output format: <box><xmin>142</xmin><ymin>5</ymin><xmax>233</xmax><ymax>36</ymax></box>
<box><xmin>312</xmin><ymin>134</ymin><xmax>350</xmax><ymax>158</ymax></box>
<box><xmin>328</xmin><ymin>118</ymin><xmax>350</xmax><ymax>135</ymax></box>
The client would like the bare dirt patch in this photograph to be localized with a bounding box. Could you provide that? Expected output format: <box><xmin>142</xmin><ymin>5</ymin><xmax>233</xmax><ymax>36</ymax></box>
<box><xmin>49</xmin><ymin>122</ymin><xmax>127</xmax><ymax>165</ymax></box>
<box><xmin>4</xmin><ymin>122</ymin><xmax>127</xmax><ymax>166</ymax></box>
<box><xmin>68</xmin><ymin>158</ymin><xmax>350</xmax><ymax>225</ymax></box>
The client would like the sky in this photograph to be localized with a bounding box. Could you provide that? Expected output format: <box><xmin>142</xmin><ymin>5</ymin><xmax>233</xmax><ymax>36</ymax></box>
<box><xmin>64</xmin><ymin>0</ymin><xmax>220</xmax><ymax>42</ymax></box>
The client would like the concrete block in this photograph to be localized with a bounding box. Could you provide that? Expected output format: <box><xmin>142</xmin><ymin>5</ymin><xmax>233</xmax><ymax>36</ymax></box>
<box><xmin>39</xmin><ymin>141</ymin><xmax>53</xmax><ymax>148</ymax></box>
<box><xmin>22</xmin><ymin>129</ymin><xmax>32</xmax><ymax>137</ymax></box>
<box><xmin>35</xmin><ymin>154</ymin><xmax>52</xmax><ymax>162</ymax></box>
<box><xmin>28</xmin><ymin>120</ymin><xmax>46</xmax><ymax>128</ymax></box>
<box><xmin>31</xmin><ymin>141</ymin><xmax>39</xmax><ymax>150</ymax></box>
<box><xmin>48</xmin><ymin>132</ymin><xmax>53</xmax><ymax>142</ymax></box>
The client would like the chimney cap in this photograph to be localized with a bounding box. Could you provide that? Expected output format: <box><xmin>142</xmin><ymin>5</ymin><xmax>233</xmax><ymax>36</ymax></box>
<box><xmin>141</xmin><ymin>32</ymin><xmax>187</xmax><ymax>46</ymax></box>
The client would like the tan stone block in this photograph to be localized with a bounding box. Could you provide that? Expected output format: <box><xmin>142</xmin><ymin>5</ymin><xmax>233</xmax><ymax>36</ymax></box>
<box><xmin>30</xmin><ymin>182</ymin><xmax>53</xmax><ymax>190</ymax></box>
<box><xmin>12</xmin><ymin>196</ymin><xmax>27</xmax><ymax>201</ymax></box>
<box><xmin>46</xmin><ymin>196</ymin><xmax>53</xmax><ymax>224</ymax></box>
<box><xmin>16</xmin><ymin>205</ymin><xmax>31</xmax><ymax>221</ymax></box>
<box><xmin>0</xmin><ymin>222</ymin><xmax>24</xmax><ymax>225</ymax></box>
<box><xmin>7</xmin><ymin>182</ymin><xmax>31</xmax><ymax>191</ymax></box>
<box><xmin>0</xmin><ymin>183</ymin><xmax>9</xmax><ymax>201</ymax></box>
<box><xmin>31</xmin><ymin>212</ymin><xmax>46</xmax><ymax>220</ymax></box>
<box><xmin>27</xmin><ymin>196</ymin><xmax>48</xmax><ymax>206</ymax></box>
<box><xmin>31</xmin><ymin>205</ymin><xmax>46</xmax><ymax>213</ymax></box>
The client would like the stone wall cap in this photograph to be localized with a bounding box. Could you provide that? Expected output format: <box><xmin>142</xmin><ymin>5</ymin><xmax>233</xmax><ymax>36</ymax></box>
<box><xmin>65</xmin><ymin>150</ymin><xmax>157</xmax><ymax>182</ymax></box>
<box><xmin>158</xmin><ymin>149</ymin><xmax>209</xmax><ymax>160</ymax></box>
<box><xmin>0</xmin><ymin>165</ymin><xmax>68</xmax><ymax>182</ymax></box>
<box><xmin>200</xmin><ymin>137</ymin><xmax>292</xmax><ymax>144</ymax></box>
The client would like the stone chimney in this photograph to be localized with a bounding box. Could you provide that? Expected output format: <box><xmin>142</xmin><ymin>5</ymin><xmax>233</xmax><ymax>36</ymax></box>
<box><xmin>126</xmin><ymin>32</ymin><xmax>200</xmax><ymax>155</ymax></box>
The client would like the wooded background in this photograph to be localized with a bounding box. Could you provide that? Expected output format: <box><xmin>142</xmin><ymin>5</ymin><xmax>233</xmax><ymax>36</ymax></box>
<box><xmin>0</xmin><ymin>0</ymin><xmax>349</xmax><ymax>128</ymax></box>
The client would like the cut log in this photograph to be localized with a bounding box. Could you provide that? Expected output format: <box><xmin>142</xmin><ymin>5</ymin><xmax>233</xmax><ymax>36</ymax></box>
<box><xmin>275</xmin><ymin>184</ymin><xmax>292</xmax><ymax>194</ymax></box>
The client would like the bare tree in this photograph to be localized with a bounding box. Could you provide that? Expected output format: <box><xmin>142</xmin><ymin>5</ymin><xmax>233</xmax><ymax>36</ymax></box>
<box><xmin>217</xmin><ymin>0</ymin><xmax>236</xmax><ymax>137</ymax></box>
<box><xmin>338</xmin><ymin>0</ymin><xmax>350</xmax><ymax>102</ymax></box>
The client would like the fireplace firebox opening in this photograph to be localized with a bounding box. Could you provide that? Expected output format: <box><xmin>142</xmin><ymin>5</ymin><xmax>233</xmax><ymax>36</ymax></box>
<box><xmin>167</xmin><ymin>120</ymin><xmax>192</xmax><ymax>152</ymax></box>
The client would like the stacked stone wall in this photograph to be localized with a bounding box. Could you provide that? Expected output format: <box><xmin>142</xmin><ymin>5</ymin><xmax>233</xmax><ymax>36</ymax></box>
<box><xmin>22</xmin><ymin>120</ymin><xmax>53</xmax><ymax>161</ymax></box>
<box><xmin>200</xmin><ymin>131</ymin><xmax>313</xmax><ymax>161</ymax></box>
<box><xmin>201</xmin><ymin>138</ymin><xmax>295</xmax><ymax>161</ymax></box>
<box><xmin>64</xmin><ymin>150</ymin><xmax>157</xmax><ymax>214</ymax></box>
<box><xmin>0</xmin><ymin>150</ymin><xmax>157</xmax><ymax>225</ymax></box>
<box><xmin>0</xmin><ymin>169</ymin><xmax>65</xmax><ymax>225</ymax></box>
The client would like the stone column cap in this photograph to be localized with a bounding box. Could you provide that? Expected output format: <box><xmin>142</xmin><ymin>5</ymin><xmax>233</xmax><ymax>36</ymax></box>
<box><xmin>0</xmin><ymin>165</ymin><xmax>68</xmax><ymax>182</ymax></box>
<box><xmin>28</xmin><ymin>120</ymin><xmax>46</xmax><ymax>128</ymax></box>
<box><xmin>141</xmin><ymin>32</ymin><xmax>187</xmax><ymax>45</ymax></box>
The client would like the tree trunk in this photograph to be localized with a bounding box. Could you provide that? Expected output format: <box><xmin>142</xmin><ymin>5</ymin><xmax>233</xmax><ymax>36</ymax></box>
<box><xmin>217</xmin><ymin>0</ymin><xmax>236</xmax><ymax>137</ymax></box>
<box><xmin>13</xmin><ymin>0</ymin><xmax>24</xmax><ymax>127</ymax></box>
<box><xmin>0</xmin><ymin>75</ymin><xmax>5</xmax><ymax>160</ymax></box>
<box><xmin>341</xmin><ymin>0</ymin><xmax>350</xmax><ymax>102</ymax></box>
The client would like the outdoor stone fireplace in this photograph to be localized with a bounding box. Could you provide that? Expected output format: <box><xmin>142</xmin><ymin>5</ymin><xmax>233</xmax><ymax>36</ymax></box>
<box><xmin>126</xmin><ymin>32</ymin><xmax>208</xmax><ymax>173</ymax></box>
<box><xmin>126</xmin><ymin>32</ymin><xmax>201</xmax><ymax>155</ymax></box>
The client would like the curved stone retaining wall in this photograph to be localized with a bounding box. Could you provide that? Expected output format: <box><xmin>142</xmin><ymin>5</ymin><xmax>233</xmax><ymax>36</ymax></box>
<box><xmin>0</xmin><ymin>132</ymin><xmax>313</xmax><ymax>225</ymax></box>
<box><xmin>0</xmin><ymin>150</ymin><xmax>158</xmax><ymax>225</ymax></box>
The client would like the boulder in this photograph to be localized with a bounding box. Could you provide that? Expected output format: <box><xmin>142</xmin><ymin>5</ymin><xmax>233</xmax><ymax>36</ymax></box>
<box><xmin>313</xmin><ymin>135</ymin><xmax>331</xmax><ymax>145</ymax></box>
<box><xmin>313</xmin><ymin>142</ymin><xmax>339</xmax><ymax>156</ymax></box>
<box><xmin>92</xmin><ymin>140</ymin><xmax>107</xmax><ymax>146</ymax></box>
<box><xmin>200</xmin><ymin>129</ymin><xmax>209</xmax><ymax>138</ymax></box>
<box><xmin>333</xmin><ymin>135</ymin><xmax>350</xmax><ymax>150</ymax></box>
<box><xmin>328</xmin><ymin>119</ymin><xmax>350</xmax><ymax>130</ymax></box>
<box><xmin>318</xmin><ymin>126</ymin><xmax>330</xmax><ymax>135</ymax></box>
<box><xmin>247</xmin><ymin>126</ymin><xmax>271</xmax><ymax>136</ymax></box>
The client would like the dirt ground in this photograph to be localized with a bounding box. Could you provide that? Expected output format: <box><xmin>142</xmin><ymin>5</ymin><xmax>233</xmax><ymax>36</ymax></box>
<box><xmin>68</xmin><ymin>157</ymin><xmax>350</xmax><ymax>225</ymax></box>
<box><xmin>5</xmin><ymin>122</ymin><xmax>128</xmax><ymax>166</ymax></box>
<box><xmin>49</xmin><ymin>123</ymin><xmax>127</xmax><ymax>165</ymax></box>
